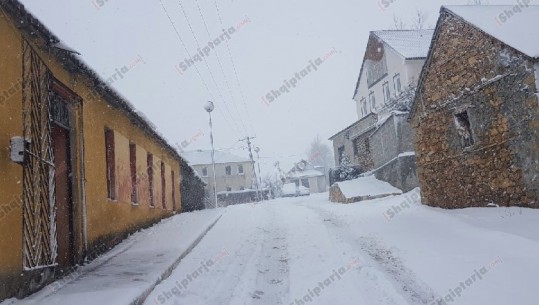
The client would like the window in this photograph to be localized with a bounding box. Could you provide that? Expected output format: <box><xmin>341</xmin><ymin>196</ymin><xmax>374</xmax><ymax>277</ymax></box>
<box><xmin>337</xmin><ymin>146</ymin><xmax>345</xmax><ymax>164</ymax></box>
<box><xmin>353</xmin><ymin>138</ymin><xmax>360</xmax><ymax>156</ymax></box>
<box><xmin>104</xmin><ymin>129</ymin><xmax>116</xmax><ymax>200</ymax></box>
<box><xmin>454</xmin><ymin>110</ymin><xmax>475</xmax><ymax>148</ymax></box>
<box><xmin>238</xmin><ymin>165</ymin><xmax>244</xmax><ymax>175</ymax></box>
<box><xmin>161</xmin><ymin>161</ymin><xmax>166</xmax><ymax>209</ymax></box>
<box><xmin>147</xmin><ymin>153</ymin><xmax>154</xmax><ymax>207</ymax></box>
<box><xmin>369</xmin><ymin>92</ymin><xmax>376</xmax><ymax>112</ymax></box>
<box><xmin>129</xmin><ymin>143</ymin><xmax>138</xmax><ymax>204</ymax></box>
<box><xmin>394</xmin><ymin>74</ymin><xmax>401</xmax><ymax>96</ymax></box>
<box><xmin>383</xmin><ymin>81</ymin><xmax>390</xmax><ymax>103</ymax></box>
<box><xmin>360</xmin><ymin>97</ymin><xmax>367</xmax><ymax>116</ymax></box>
<box><xmin>301</xmin><ymin>178</ymin><xmax>310</xmax><ymax>188</ymax></box>
<box><xmin>240</xmin><ymin>187</ymin><xmax>245</xmax><ymax>191</ymax></box>
<box><xmin>171</xmin><ymin>170</ymin><xmax>176</xmax><ymax>210</ymax></box>
<box><xmin>202</xmin><ymin>167</ymin><xmax>208</xmax><ymax>177</ymax></box>
<box><xmin>226</xmin><ymin>187</ymin><xmax>232</xmax><ymax>192</ymax></box>
<box><xmin>225</xmin><ymin>166</ymin><xmax>232</xmax><ymax>176</ymax></box>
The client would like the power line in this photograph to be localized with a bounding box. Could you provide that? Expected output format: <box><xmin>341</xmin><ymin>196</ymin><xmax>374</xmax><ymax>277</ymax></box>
<box><xmin>212</xmin><ymin>0</ymin><xmax>257</xmax><ymax>136</ymax></box>
<box><xmin>158</xmin><ymin>0</ymin><xmax>240</xmax><ymax>139</ymax></box>
<box><xmin>193</xmin><ymin>0</ymin><xmax>249</xmax><ymax>136</ymax></box>
<box><xmin>176</xmin><ymin>0</ymin><xmax>244</xmax><ymax>138</ymax></box>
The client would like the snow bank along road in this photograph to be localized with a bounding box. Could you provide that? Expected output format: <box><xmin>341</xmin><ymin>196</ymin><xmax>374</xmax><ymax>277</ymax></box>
<box><xmin>144</xmin><ymin>191</ymin><xmax>539</xmax><ymax>305</ymax></box>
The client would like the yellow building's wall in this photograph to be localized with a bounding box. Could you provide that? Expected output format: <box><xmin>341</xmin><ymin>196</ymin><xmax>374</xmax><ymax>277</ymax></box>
<box><xmin>0</xmin><ymin>7</ymin><xmax>182</xmax><ymax>299</ymax></box>
<box><xmin>0</xmin><ymin>9</ymin><xmax>24</xmax><ymax>277</ymax></box>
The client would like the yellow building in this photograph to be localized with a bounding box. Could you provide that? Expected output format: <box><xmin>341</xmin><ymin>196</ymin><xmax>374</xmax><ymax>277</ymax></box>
<box><xmin>0</xmin><ymin>0</ymin><xmax>183</xmax><ymax>300</ymax></box>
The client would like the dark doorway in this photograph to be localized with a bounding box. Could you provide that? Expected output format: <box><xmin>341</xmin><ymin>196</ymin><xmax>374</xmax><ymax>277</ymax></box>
<box><xmin>52</xmin><ymin>123</ymin><xmax>75</xmax><ymax>267</ymax></box>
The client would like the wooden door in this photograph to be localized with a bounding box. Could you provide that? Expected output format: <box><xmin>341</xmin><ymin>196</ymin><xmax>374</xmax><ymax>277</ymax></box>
<box><xmin>52</xmin><ymin>123</ymin><xmax>74</xmax><ymax>267</ymax></box>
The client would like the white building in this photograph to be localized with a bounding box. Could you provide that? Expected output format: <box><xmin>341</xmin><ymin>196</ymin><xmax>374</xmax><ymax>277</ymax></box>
<box><xmin>182</xmin><ymin>150</ymin><xmax>255</xmax><ymax>205</ymax></box>
<box><xmin>329</xmin><ymin>30</ymin><xmax>433</xmax><ymax>191</ymax></box>
<box><xmin>352</xmin><ymin>30</ymin><xmax>434</xmax><ymax>120</ymax></box>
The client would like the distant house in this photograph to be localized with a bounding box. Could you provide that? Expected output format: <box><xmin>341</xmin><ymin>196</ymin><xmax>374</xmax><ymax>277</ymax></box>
<box><xmin>410</xmin><ymin>6</ymin><xmax>539</xmax><ymax>208</ymax></box>
<box><xmin>286</xmin><ymin>160</ymin><xmax>327</xmax><ymax>193</ymax></box>
<box><xmin>330</xmin><ymin>30</ymin><xmax>433</xmax><ymax>191</ymax></box>
<box><xmin>182</xmin><ymin>150</ymin><xmax>256</xmax><ymax>206</ymax></box>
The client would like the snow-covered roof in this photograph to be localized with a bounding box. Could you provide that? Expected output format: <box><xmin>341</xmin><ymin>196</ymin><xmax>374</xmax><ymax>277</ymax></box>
<box><xmin>182</xmin><ymin>150</ymin><xmax>250</xmax><ymax>165</ymax></box>
<box><xmin>372</xmin><ymin>30</ymin><xmax>434</xmax><ymax>59</ymax></box>
<box><xmin>288</xmin><ymin>169</ymin><xmax>324</xmax><ymax>179</ymax></box>
<box><xmin>445</xmin><ymin>5</ymin><xmax>539</xmax><ymax>58</ymax></box>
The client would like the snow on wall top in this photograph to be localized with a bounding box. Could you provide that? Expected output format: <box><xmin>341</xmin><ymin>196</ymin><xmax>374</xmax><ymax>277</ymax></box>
<box><xmin>445</xmin><ymin>5</ymin><xmax>539</xmax><ymax>58</ymax></box>
<box><xmin>182</xmin><ymin>150</ymin><xmax>250</xmax><ymax>166</ymax></box>
<box><xmin>287</xmin><ymin>169</ymin><xmax>325</xmax><ymax>179</ymax></box>
<box><xmin>372</xmin><ymin>30</ymin><xmax>434</xmax><ymax>59</ymax></box>
<box><xmin>335</xmin><ymin>175</ymin><xmax>402</xmax><ymax>199</ymax></box>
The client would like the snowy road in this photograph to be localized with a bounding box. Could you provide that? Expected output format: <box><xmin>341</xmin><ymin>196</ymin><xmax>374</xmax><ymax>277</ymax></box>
<box><xmin>145</xmin><ymin>192</ymin><xmax>539</xmax><ymax>305</ymax></box>
<box><xmin>6</xmin><ymin>191</ymin><xmax>537</xmax><ymax>305</ymax></box>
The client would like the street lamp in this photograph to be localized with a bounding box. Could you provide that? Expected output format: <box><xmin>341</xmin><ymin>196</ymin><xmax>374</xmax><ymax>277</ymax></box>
<box><xmin>204</xmin><ymin>101</ymin><xmax>218</xmax><ymax>208</ymax></box>
<box><xmin>254</xmin><ymin>147</ymin><xmax>262</xmax><ymax>200</ymax></box>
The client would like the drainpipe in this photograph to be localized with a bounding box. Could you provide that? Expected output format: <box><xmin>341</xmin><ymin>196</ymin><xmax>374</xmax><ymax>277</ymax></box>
<box><xmin>79</xmin><ymin>102</ymin><xmax>88</xmax><ymax>260</ymax></box>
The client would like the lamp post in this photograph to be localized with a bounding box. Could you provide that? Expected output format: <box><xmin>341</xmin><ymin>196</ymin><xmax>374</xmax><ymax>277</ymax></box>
<box><xmin>254</xmin><ymin>147</ymin><xmax>262</xmax><ymax>200</ymax></box>
<box><xmin>204</xmin><ymin>101</ymin><xmax>218</xmax><ymax>208</ymax></box>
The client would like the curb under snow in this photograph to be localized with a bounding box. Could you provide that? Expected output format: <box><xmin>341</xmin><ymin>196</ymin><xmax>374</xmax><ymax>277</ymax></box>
<box><xmin>130</xmin><ymin>214</ymin><xmax>223</xmax><ymax>305</ymax></box>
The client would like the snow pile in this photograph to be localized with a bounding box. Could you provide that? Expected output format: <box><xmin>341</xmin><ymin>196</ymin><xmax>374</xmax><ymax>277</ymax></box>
<box><xmin>335</xmin><ymin>176</ymin><xmax>402</xmax><ymax>199</ymax></box>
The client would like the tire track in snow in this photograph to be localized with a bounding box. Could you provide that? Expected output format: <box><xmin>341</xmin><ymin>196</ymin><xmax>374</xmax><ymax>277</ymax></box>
<box><xmin>302</xmin><ymin>203</ymin><xmax>439</xmax><ymax>305</ymax></box>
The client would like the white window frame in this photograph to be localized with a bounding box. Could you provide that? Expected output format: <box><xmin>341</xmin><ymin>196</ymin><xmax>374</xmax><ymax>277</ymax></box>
<box><xmin>238</xmin><ymin>164</ymin><xmax>244</xmax><ymax>175</ymax></box>
<box><xmin>369</xmin><ymin>92</ymin><xmax>376</xmax><ymax>112</ymax></box>
<box><xmin>393</xmin><ymin>74</ymin><xmax>402</xmax><ymax>96</ymax></box>
<box><xmin>382</xmin><ymin>81</ymin><xmax>390</xmax><ymax>103</ymax></box>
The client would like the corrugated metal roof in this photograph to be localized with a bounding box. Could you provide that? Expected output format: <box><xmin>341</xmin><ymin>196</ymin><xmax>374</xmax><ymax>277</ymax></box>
<box><xmin>372</xmin><ymin>29</ymin><xmax>434</xmax><ymax>59</ymax></box>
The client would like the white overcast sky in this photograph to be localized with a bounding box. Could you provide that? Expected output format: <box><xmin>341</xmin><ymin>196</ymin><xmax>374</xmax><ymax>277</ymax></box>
<box><xmin>19</xmin><ymin>0</ymin><xmax>511</xmax><ymax>173</ymax></box>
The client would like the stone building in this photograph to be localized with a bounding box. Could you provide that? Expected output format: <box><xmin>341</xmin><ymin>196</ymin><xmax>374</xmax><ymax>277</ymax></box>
<box><xmin>410</xmin><ymin>6</ymin><xmax>539</xmax><ymax>208</ymax></box>
<box><xmin>180</xmin><ymin>158</ymin><xmax>207</xmax><ymax>212</ymax></box>
<box><xmin>330</xmin><ymin>30</ymin><xmax>432</xmax><ymax>191</ymax></box>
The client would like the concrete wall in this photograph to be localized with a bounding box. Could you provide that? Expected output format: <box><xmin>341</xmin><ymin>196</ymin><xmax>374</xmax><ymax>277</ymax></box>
<box><xmin>411</xmin><ymin>10</ymin><xmax>539</xmax><ymax>208</ymax></box>
<box><xmin>373</xmin><ymin>155</ymin><xmax>418</xmax><ymax>192</ymax></box>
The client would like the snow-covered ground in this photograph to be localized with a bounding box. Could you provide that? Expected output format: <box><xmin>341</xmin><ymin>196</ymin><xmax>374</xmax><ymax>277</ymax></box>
<box><xmin>144</xmin><ymin>191</ymin><xmax>539</xmax><ymax>305</ymax></box>
<box><xmin>0</xmin><ymin>209</ymin><xmax>224</xmax><ymax>305</ymax></box>
<box><xmin>5</xmin><ymin>191</ymin><xmax>539</xmax><ymax>305</ymax></box>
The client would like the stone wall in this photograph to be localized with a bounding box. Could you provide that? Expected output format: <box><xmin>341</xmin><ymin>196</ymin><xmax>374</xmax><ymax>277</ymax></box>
<box><xmin>411</xmin><ymin>10</ymin><xmax>539</xmax><ymax>208</ymax></box>
<box><xmin>331</xmin><ymin>114</ymin><xmax>377</xmax><ymax>166</ymax></box>
<box><xmin>180</xmin><ymin>160</ymin><xmax>207</xmax><ymax>212</ymax></box>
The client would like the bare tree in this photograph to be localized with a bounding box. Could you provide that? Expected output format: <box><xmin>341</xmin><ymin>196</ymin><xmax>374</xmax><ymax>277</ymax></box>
<box><xmin>412</xmin><ymin>9</ymin><xmax>428</xmax><ymax>30</ymax></box>
<box><xmin>306</xmin><ymin>135</ymin><xmax>334</xmax><ymax>172</ymax></box>
<box><xmin>393</xmin><ymin>14</ymin><xmax>406</xmax><ymax>30</ymax></box>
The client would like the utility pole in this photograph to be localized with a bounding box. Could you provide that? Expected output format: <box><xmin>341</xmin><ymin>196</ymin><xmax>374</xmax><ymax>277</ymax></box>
<box><xmin>240</xmin><ymin>136</ymin><xmax>260</xmax><ymax>202</ymax></box>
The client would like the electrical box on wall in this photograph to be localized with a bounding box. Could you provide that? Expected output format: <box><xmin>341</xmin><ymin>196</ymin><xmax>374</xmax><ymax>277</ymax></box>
<box><xmin>10</xmin><ymin>136</ymin><xmax>26</xmax><ymax>163</ymax></box>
